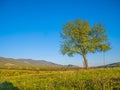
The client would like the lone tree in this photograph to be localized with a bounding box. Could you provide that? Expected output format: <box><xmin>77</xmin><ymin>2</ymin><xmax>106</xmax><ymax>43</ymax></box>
<box><xmin>60</xmin><ymin>19</ymin><xmax>110</xmax><ymax>69</ymax></box>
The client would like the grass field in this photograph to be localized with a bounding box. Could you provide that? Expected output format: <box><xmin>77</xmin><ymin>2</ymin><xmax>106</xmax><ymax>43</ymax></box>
<box><xmin>0</xmin><ymin>68</ymin><xmax>120</xmax><ymax>90</ymax></box>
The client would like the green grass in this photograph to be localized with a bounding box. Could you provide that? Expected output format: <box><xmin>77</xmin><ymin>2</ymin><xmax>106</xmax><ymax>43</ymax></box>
<box><xmin>0</xmin><ymin>68</ymin><xmax>120</xmax><ymax>90</ymax></box>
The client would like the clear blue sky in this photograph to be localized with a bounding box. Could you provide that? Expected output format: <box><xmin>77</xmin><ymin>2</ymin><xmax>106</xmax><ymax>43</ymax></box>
<box><xmin>0</xmin><ymin>0</ymin><xmax>120</xmax><ymax>66</ymax></box>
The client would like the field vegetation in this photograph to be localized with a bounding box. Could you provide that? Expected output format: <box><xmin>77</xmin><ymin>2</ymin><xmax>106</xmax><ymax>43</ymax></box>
<box><xmin>0</xmin><ymin>68</ymin><xmax>120</xmax><ymax>90</ymax></box>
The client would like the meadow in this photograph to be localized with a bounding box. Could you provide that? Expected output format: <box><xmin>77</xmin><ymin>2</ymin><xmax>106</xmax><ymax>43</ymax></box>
<box><xmin>0</xmin><ymin>68</ymin><xmax>120</xmax><ymax>90</ymax></box>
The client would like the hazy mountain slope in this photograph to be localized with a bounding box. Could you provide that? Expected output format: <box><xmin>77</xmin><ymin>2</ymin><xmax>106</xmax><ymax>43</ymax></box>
<box><xmin>105</xmin><ymin>62</ymin><xmax>120</xmax><ymax>67</ymax></box>
<box><xmin>0</xmin><ymin>57</ymin><xmax>60</xmax><ymax>67</ymax></box>
<box><xmin>1</xmin><ymin>57</ymin><xmax>119</xmax><ymax>68</ymax></box>
<box><xmin>97</xmin><ymin>62</ymin><xmax>120</xmax><ymax>68</ymax></box>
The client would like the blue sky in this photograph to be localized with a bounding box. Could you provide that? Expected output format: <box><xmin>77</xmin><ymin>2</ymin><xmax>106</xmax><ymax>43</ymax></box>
<box><xmin>0</xmin><ymin>0</ymin><xmax>120</xmax><ymax>66</ymax></box>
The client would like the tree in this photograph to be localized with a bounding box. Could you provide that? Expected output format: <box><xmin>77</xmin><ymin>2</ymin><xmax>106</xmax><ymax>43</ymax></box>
<box><xmin>60</xmin><ymin>19</ymin><xmax>110</xmax><ymax>69</ymax></box>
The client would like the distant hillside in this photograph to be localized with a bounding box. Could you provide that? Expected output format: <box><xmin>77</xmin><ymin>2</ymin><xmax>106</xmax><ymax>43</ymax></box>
<box><xmin>0</xmin><ymin>57</ymin><xmax>61</xmax><ymax>68</ymax></box>
<box><xmin>97</xmin><ymin>62</ymin><xmax>120</xmax><ymax>68</ymax></box>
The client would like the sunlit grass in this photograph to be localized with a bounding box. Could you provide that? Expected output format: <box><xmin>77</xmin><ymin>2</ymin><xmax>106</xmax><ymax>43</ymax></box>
<box><xmin>0</xmin><ymin>68</ymin><xmax>120</xmax><ymax>90</ymax></box>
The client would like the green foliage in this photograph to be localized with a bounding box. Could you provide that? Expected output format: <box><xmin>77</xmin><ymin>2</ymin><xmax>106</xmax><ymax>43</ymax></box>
<box><xmin>0</xmin><ymin>68</ymin><xmax>120</xmax><ymax>90</ymax></box>
<box><xmin>61</xmin><ymin>19</ymin><xmax>110</xmax><ymax>56</ymax></box>
<box><xmin>60</xmin><ymin>19</ymin><xmax>111</xmax><ymax>68</ymax></box>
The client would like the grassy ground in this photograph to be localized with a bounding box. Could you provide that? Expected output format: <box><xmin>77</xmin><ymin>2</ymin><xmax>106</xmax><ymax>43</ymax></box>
<box><xmin>0</xmin><ymin>68</ymin><xmax>120</xmax><ymax>90</ymax></box>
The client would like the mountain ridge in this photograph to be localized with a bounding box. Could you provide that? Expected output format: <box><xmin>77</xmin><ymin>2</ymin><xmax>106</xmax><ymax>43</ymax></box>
<box><xmin>0</xmin><ymin>57</ymin><xmax>61</xmax><ymax>67</ymax></box>
<box><xmin>97</xmin><ymin>62</ymin><xmax>120</xmax><ymax>68</ymax></box>
<box><xmin>0</xmin><ymin>57</ymin><xmax>120</xmax><ymax>69</ymax></box>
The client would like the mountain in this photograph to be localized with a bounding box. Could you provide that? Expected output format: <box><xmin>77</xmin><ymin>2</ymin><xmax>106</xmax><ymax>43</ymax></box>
<box><xmin>0</xmin><ymin>57</ymin><xmax>60</xmax><ymax>68</ymax></box>
<box><xmin>97</xmin><ymin>62</ymin><xmax>120</xmax><ymax>68</ymax></box>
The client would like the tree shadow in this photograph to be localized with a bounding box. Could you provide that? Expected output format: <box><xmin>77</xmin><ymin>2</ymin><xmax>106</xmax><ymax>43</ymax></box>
<box><xmin>0</xmin><ymin>81</ymin><xmax>19</xmax><ymax>90</ymax></box>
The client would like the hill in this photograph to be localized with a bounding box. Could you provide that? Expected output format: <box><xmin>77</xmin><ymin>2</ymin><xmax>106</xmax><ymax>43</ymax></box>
<box><xmin>0</xmin><ymin>57</ymin><xmax>61</xmax><ymax>68</ymax></box>
<box><xmin>1</xmin><ymin>57</ymin><xmax>119</xmax><ymax>69</ymax></box>
<box><xmin>97</xmin><ymin>62</ymin><xmax>120</xmax><ymax>68</ymax></box>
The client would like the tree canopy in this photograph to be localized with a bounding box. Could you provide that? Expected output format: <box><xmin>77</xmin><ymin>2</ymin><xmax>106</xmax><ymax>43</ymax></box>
<box><xmin>60</xmin><ymin>19</ymin><xmax>110</xmax><ymax>69</ymax></box>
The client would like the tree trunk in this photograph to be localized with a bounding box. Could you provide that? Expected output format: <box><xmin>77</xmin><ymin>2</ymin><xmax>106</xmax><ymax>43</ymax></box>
<box><xmin>82</xmin><ymin>54</ymin><xmax>88</xmax><ymax>69</ymax></box>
